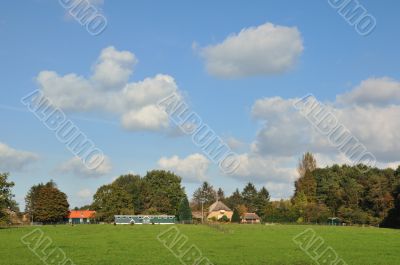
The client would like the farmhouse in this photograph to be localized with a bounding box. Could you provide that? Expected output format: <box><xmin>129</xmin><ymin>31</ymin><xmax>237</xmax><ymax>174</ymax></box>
<box><xmin>114</xmin><ymin>215</ymin><xmax>176</xmax><ymax>224</ymax></box>
<box><xmin>242</xmin><ymin>213</ymin><xmax>261</xmax><ymax>224</ymax></box>
<box><xmin>68</xmin><ymin>210</ymin><xmax>96</xmax><ymax>224</ymax></box>
<box><xmin>207</xmin><ymin>201</ymin><xmax>233</xmax><ymax>221</ymax></box>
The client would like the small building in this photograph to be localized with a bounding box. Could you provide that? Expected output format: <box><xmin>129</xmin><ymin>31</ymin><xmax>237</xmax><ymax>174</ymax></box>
<box><xmin>207</xmin><ymin>201</ymin><xmax>233</xmax><ymax>221</ymax></box>
<box><xmin>68</xmin><ymin>210</ymin><xmax>96</xmax><ymax>224</ymax></box>
<box><xmin>242</xmin><ymin>213</ymin><xmax>261</xmax><ymax>224</ymax></box>
<box><xmin>328</xmin><ymin>217</ymin><xmax>341</xmax><ymax>226</ymax></box>
<box><xmin>192</xmin><ymin>211</ymin><xmax>204</xmax><ymax>223</ymax></box>
<box><xmin>114</xmin><ymin>215</ymin><xmax>176</xmax><ymax>224</ymax></box>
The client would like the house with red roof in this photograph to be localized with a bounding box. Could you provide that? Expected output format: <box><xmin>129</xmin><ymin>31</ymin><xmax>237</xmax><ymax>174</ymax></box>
<box><xmin>68</xmin><ymin>210</ymin><xmax>96</xmax><ymax>224</ymax></box>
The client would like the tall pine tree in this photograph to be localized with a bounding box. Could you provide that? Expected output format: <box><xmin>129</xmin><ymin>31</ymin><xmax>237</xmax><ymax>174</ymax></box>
<box><xmin>231</xmin><ymin>207</ymin><xmax>241</xmax><ymax>223</ymax></box>
<box><xmin>178</xmin><ymin>196</ymin><xmax>192</xmax><ymax>224</ymax></box>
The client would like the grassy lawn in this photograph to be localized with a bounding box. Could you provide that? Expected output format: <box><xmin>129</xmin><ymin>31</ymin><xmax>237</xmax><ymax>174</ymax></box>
<box><xmin>0</xmin><ymin>224</ymin><xmax>399</xmax><ymax>265</ymax></box>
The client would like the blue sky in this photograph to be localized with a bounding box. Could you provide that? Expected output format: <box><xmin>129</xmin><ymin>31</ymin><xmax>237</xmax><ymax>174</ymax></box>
<box><xmin>1</xmin><ymin>0</ymin><xmax>400</xmax><ymax>209</ymax></box>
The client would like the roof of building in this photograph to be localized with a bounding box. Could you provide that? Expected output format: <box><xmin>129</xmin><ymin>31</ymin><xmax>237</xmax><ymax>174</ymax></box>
<box><xmin>191</xmin><ymin>211</ymin><xmax>204</xmax><ymax>219</ymax></box>
<box><xmin>68</xmin><ymin>210</ymin><xmax>96</xmax><ymax>219</ymax></box>
<box><xmin>208</xmin><ymin>201</ymin><xmax>232</xmax><ymax>213</ymax></box>
<box><xmin>243</xmin><ymin>213</ymin><xmax>260</xmax><ymax>220</ymax></box>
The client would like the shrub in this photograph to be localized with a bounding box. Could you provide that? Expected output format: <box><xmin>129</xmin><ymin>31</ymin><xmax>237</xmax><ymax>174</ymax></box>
<box><xmin>219</xmin><ymin>215</ymin><xmax>229</xmax><ymax>222</ymax></box>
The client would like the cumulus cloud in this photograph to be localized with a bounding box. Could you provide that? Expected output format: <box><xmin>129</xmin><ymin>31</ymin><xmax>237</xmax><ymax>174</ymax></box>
<box><xmin>91</xmin><ymin>46</ymin><xmax>137</xmax><ymax>90</ymax></box>
<box><xmin>251</xmin><ymin>96</ymin><xmax>333</xmax><ymax>157</ymax></box>
<box><xmin>251</xmin><ymin>77</ymin><xmax>400</xmax><ymax>164</ymax></box>
<box><xmin>36</xmin><ymin>46</ymin><xmax>180</xmax><ymax>131</ymax></box>
<box><xmin>231</xmin><ymin>153</ymin><xmax>297</xmax><ymax>184</ymax></box>
<box><xmin>337</xmin><ymin>77</ymin><xmax>400</xmax><ymax>106</ymax></box>
<box><xmin>58</xmin><ymin>156</ymin><xmax>112</xmax><ymax>178</ymax></box>
<box><xmin>226</xmin><ymin>137</ymin><xmax>245</xmax><ymax>151</ymax></box>
<box><xmin>77</xmin><ymin>188</ymin><xmax>93</xmax><ymax>199</ymax></box>
<box><xmin>200</xmin><ymin>22</ymin><xmax>303</xmax><ymax>78</ymax></box>
<box><xmin>158</xmin><ymin>153</ymin><xmax>210</xmax><ymax>182</ymax></box>
<box><xmin>121</xmin><ymin>105</ymin><xmax>169</xmax><ymax>131</ymax></box>
<box><xmin>0</xmin><ymin>142</ymin><xmax>39</xmax><ymax>171</ymax></box>
<box><xmin>266</xmin><ymin>182</ymin><xmax>295</xmax><ymax>201</ymax></box>
<box><xmin>221</xmin><ymin>152</ymin><xmax>298</xmax><ymax>199</ymax></box>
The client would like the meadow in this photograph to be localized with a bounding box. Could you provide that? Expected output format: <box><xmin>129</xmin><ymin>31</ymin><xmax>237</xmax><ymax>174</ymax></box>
<box><xmin>0</xmin><ymin>224</ymin><xmax>399</xmax><ymax>265</ymax></box>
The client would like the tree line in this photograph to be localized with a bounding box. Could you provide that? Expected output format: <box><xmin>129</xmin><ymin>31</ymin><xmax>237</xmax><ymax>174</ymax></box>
<box><xmin>1</xmin><ymin>152</ymin><xmax>399</xmax><ymax>228</ymax></box>
<box><xmin>91</xmin><ymin>170</ymin><xmax>186</xmax><ymax>222</ymax></box>
<box><xmin>266</xmin><ymin>152</ymin><xmax>400</xmax><ymax>227</ymax></box>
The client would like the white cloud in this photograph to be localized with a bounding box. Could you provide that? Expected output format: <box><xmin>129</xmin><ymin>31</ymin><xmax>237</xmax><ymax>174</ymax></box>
<box><xmin>250</xmin><ymin>77</ymin><xmax>400</xmax><ymax>164</ymax></box>
<box><xmin>336</xmin><ymin>105</ymin><xmax>400</xmax><ymax>161</ymax></box>
<box><xmin>158</xmin><ymin>153</ymin><xmax>210</xmax><ymax>182</ymax></box>
<box><xmin>77</xmin><ymin>188</ymin><xmax>92</xmax><ymax>199</ymax></box>
<box><xmin>91</xmin><ymin>46</ymin><xmax>137</xmax><ymax>90</ymax></box>
<box><xmin>313</xmin><ymin>153</ymin><xmax>352</xmax><ymax>168</ymax></box>
<box><xmin>0</xmin><ymin>142</ymin><xmax>39</xmax><ymax>171</ymax></box>
<box><xmin>222</xmin><ymin>152</ymin><xmax>298</xmax><ymax>199</ymax></box>
<box><xmin>377</xmin><ymin>161</ymin><xmax>400</xmax><ymax>170</ymax></box>
<box><xmin>121</xmin><ymin>105</ymin><xmax>169</xmax><ymax>131</ymax></box>
<box><xmin>200</xmin><ymin>22</ymin><xmax>303</xmax><ymax>78</ymax></box>
<box><xmin>36</xmin><ymin>46</ymin><xmax>180</xmax><ymax>131</ymax></box>
<box><xmin>251</xmin><ymin>96</ymin><xmax>332</xmax><ymax>157</ymax></box>
<box><xmin>337</xmin><ymin>77</ymin><xmax>400</xmax><ymax>106</ymax></box>
<box><xmin>226</xmin><ymin>137</ymin><xmax>245</xmax><ymax>151</ymax></box>
<box><xmin>230</xmin><ymin>153</ymin><xmax>297</xmax><ymax>184</ymax></box>
<box><xmin>58</xmin><ymin>156</ymin><xmax>112</xmax><ymax>178</ymax></box>
<box><xmin>266</xmin><ymin>182</ymin><xmax>295</xmax><ymax>200</ymax></box>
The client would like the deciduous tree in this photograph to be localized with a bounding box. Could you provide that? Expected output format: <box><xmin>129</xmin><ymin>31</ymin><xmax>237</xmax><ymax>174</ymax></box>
<box><xmin>0</xmin><ymin>173</ymin><xmax>17</xmax><ymax>224</ymax></box>
<box><xmin>112</xmin><ymin>174</ymin><xmax>142</xmax><ymax>212</ymax></box>
<box><xmin>25</xmin><ymin>181</ymin><xmax>69</xmax><ymax>223</ymax></box>
<box><xmin>92</xmin><ymin>184</ymin><xmax>134</xmax><ymax>222</ymax></box>
<box><xmin>142</xmin><ymin>170</ymin><xmax>185</xmax><ymax>215</ymax></box>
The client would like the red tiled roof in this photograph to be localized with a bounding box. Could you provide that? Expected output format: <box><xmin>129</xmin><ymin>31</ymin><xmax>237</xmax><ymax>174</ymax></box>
<box><xmin>68</xmin><ymin>210</ymin><xmax>96</xmax><ymax>219</ymax></box>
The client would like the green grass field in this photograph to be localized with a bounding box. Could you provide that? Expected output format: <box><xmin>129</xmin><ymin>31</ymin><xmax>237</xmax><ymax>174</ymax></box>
<box><xmin>1</xmin><ymin>224</ymin><xmax>399</xmax><ymax>265</ymax></box>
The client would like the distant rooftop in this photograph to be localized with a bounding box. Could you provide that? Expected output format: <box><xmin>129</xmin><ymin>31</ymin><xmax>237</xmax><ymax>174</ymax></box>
<box><xmin>243</xmin><ymin>213</ymin><xmax>260</xmax><ymax>220</ymax></box>
<box><xmin>68</xmin><ymin>210</ymin><xmax>96</xmax><ymax>219</ymax></box>
<box><xmin>208</xmin><ymin>201</ymin><xmax>231</xmax><ymax>212</ymax></box>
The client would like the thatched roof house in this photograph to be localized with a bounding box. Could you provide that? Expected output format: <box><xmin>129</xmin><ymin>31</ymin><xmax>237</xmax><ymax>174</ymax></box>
<box><xmin>207</xmin><ymin>201</ymin><xmax>233</xmax><ymax>221</ymax></box>
<box><xmin>242</xmin><ymin>213</ymin><xmax>261</xmax><ymax>224</ymax></box>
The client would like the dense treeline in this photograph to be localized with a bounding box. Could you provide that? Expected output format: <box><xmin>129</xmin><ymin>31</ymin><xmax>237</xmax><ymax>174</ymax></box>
<box><xmin>313</xmin><ymin>165</ymin><xmax>399</xmax><ymax>225</ymax></box>
<box><xmin>91</xmin><ymin>170</ymin><xmax>186</xmax><ymax>222</ymax></box>
<box><xmin>265</xmin><ymin>153</ymin><xmax>400</xmax><ymax>227</ymax></box>
<box><xmin>1</xmin><ymin>152</ymin><xmax>400</xmax><ymax>228</ymax></box>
